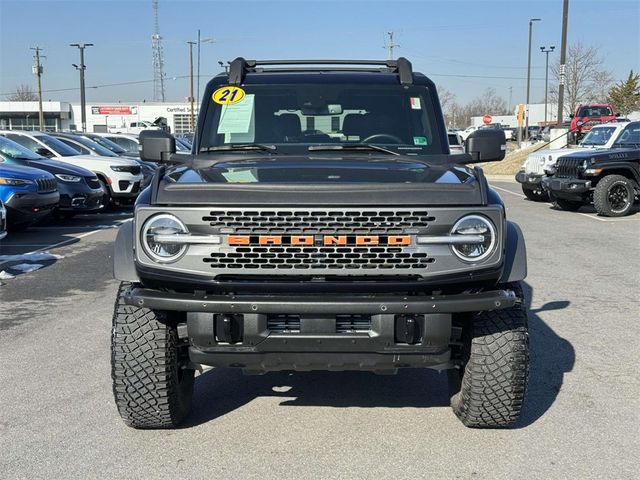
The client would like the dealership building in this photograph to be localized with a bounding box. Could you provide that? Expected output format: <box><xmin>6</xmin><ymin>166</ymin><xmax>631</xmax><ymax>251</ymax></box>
<box><xmin>0</xmin><ymin>101</ymin><xmax>199</xmax><ymax>134</ymax></box>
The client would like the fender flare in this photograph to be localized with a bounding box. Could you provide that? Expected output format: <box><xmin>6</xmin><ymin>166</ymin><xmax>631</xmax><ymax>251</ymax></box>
<box><xmin>113</xmin><ymin>220</ymin><xmax>140</xmax><ymax>283</ymax></box>
<box><xmin>500</xmin><ymin>221</ymin><xmax>527</xmax><ymax>283</ymax></box>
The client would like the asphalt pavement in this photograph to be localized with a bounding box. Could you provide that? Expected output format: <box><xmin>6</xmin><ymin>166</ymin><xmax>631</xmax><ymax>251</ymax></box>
<box><xmin>0</xmin><ymin>183</ymin><xmax>638</xmax><ymax>480</ymax></box>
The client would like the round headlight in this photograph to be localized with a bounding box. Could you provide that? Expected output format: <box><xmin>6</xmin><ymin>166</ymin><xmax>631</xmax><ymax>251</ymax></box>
<box><xmin>141</xmin><ymin>214</ymin><xmax>188</xmax><ymax>263</ymax></box>
<box><xmin>450</xmin><ymin>215</ymin><xmax>496</xmax><ymax>262</ymax></box>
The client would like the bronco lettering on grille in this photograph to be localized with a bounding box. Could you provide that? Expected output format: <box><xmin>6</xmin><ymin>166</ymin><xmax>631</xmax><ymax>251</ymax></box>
<box><xmin>228</xmin><ymin>235</ymin><xmax>411</xmax><ymax>246</ymax></box>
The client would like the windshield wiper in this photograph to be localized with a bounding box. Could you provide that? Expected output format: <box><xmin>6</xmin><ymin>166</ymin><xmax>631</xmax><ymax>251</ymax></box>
<box><xmin>201</xmin><ymin>143</ymin><xmax>277</xmax><ymax>153</ymax></box>
<box><xmin>308</xmin><ymin>144</ymin><xmax>400</xmax><ymax>156</ymax></box>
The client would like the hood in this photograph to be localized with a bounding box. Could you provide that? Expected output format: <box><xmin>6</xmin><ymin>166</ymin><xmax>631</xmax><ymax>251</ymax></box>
<box><xmin>24</xmin><ymin>158</ymin><xmax>96</xmax><ymax>177</ymax></box>
<box><xmin>68</xmin><ymin>154</ymin><xmax>140</xmax><ymax>166</ymax></box>
<box><xmin>155</xmin><ymin>154</ymin><xmax>485</xmax><ymax>206</ymax></box>
<box><xmin>0</xmin><ymin>163</ymin><xmax>55</xmax><ymax>179</ymax></box>
<box><xmin>558</xmin><ymin>148</ymin><xmax>638</xmax><ymax>163</ymax></box>
<box><xmin>528</xmin><ymin>146</ymin><xmax>603</xmax><ymax>159</ymax></box>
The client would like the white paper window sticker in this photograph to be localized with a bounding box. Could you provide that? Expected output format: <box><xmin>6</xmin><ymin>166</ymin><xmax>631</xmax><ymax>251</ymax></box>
<box><xmin>217</xmin><ymin>94</ymin><xmax>255</xmax><ymax>134</ymax></box>
<box><xmin>410</xmin><ymin>97</ymin><xmax>421</xmax><ymax>110</ymax></box>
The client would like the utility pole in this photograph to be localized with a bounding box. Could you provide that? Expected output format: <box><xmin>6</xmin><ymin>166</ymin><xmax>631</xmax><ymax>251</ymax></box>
<box><xmin>525</xmin><ymin>18</ymin><xmax>541</xmax><ymax>141</ymax></box>
<box><xmin>508</xmin><ymin>86</ymin><xmax>513</xmax><ymax>113</ymax></box>
<box><xmin>540</xmin><ymin>46</ymin><xmax>555</xmax><ymax>125</ymax></box>
<box><xmin>196</xmin><ymin>33</ymin><xmax>215</xmax><ymax>110</ymax></box>
<box><xmin>557</xmin><ymin>0</ymin><xmax>570</xmax><ymax>125</ymax></box>
<box><xmin>70</xmin><ymin>43</ymin><xmax>93</xmax><ymax>132</ymax></box>
<box><xmin>383</xmin><ymin>31</ymin><xmax>400</xmax><ymax>60</ymax></box>
<box><xmin>187</xmin><ymin>41</ymin><xmax>196</xmax><ymax>132</ymax></box>
<box><xmin>30</xmin><ymin>47</ymin><xmax>44</xmax><ymax>131</ymax></box>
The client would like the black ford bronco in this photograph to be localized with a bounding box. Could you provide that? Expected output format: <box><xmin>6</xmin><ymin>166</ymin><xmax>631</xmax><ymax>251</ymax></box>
<box><xmin>111</xmin><ymin>58</ymin><xmax>529</xmax><ymax>429</ymax></box>
<box><xmin>542</xmin><ymin>121</ymin><xmax>640</xmax><ymax>216</ymax></box>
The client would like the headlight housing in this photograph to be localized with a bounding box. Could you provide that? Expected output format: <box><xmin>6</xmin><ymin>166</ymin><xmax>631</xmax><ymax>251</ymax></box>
<box><xmin>0</xmin><ymin>177</ymin><xmax>34</xmax><ymax>186</ymax></box>
<box><xmin>55</xmin><ymin>174</ymin><xmax>82</xmax><ymax>183</ymax></box>
<box><xmin>449</xmin><ymin>215</ymin><xmax>496</xmax><ymax>262</ymax></box>
<box><xmin>141</xmin><ymin>214</ymin><xmax>189</xmax><ymax>263</ymax></box>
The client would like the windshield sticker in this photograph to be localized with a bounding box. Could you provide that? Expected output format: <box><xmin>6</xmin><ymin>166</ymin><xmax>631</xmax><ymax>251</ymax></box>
<box><xmin>212</xmin><ymin>86</ymin><xmax>246</xmax><ymax>105</ymax></box>
<box><xmin>410</xmin><ymin>97</ymin><xmax>421</xmax><ymax>110</ymax></box>
<box><xmin>217</xmin><ymin>94</ymin><xmax>255</xmax><ymax>135</ymax></box>
<box><xmin>413</xmin><ymin>136</ymin><xmax>427</xmax><ymax>145</ymax></box>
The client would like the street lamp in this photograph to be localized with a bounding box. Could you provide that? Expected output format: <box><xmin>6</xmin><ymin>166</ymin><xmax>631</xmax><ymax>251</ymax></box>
<box><xmin>525</xmin><ymin>18</ymin><xmax>541</xmax><ymax>141</ymax></box>
<box><xmin>196</xmin><ymin>31</ymin><xmax>215</xmax><ymax>105</ymax></box>
<box><xmin>540</xmin><ymin>45</ymin><xmax>556</xmax><ymax>126</ymax></box>
<box><xmin>70</xmin><ymin>43</ymin><xmax>93</xmax><ymax>132</ymax></box>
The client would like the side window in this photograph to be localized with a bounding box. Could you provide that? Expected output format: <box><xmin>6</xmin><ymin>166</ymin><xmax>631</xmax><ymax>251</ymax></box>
<box><xmin>58</xmin><ymin>138</ymin><xmax>88</xmax><ymax>154</ymax></box>
<box><xmin>4</xmin><ymin>134</ymin><xmax>41</xmax><ymax>152</ymax></box>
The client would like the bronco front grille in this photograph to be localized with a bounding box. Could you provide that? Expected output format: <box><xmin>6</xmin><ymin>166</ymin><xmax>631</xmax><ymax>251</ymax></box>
<box><xmin>202</xmin><ymin>209</ymin><xmax>435</xmax><ymax>235</ymax></box>
<box><xmin>203</xmin><ymin>246</ymin><xmax>435</xmax><ymax>270</ymax></box>
<box><xmin>556</xmin><ymin>158</ymin><xmax>583</xmax><ymax>178</ymax></box>
<box><xmin>36</xmin><ymin>177</ymin><xmax>57</xmax><ymax>193</ymax></box>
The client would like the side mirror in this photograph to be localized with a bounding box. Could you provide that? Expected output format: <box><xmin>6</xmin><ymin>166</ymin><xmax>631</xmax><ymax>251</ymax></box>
<box><xmin>465</xmin><ymin>129</ymin><xmax>506</xmax><ymax>163</ymax></box>
<box><xmin>569</xmin><ymin>114</ymin><xmax>575</xmax><ymax>119</ymax></box>
<box><xmin>140</xmin><ymin>130</ymin><xmax>176</xmax><ymax>162</ymax></box>
<box><xmin>36</xmin><ymin>147</ymin><xmax>54</xmax><ymax>158</ymax></box>
<box><xmin>615</xmin><ymin>113</ymin><xmax>621</xmax><ymax>117</ymax></box>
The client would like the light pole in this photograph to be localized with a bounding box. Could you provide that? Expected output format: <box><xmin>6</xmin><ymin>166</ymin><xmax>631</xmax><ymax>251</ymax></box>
<box><xmin>525</xmin><ymin>18</ymin><xmax>541</xmax><ymax>141</ymax></box>
<box><xmin>70</xmin><ymin>43</ymin><xmax>93</xmax><ymax>132</ymax></box>
<box><xmin>540</xmin><ymin>46</ymin><xmax>555</xmax><ymax>126</ymax></box>
<box><xmin>196</xmin><ymin>32</ymin><xmax>215</xmax><ymax>106</ymax></box>
<box><xmin>187</xmin><ymin>41</ymin><xmax>196</xmax><ymax>132</ymax></box>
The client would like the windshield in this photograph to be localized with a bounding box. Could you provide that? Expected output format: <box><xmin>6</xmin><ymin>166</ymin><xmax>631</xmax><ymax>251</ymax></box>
<box><xmin>0</xmin><ymin>136</ymin><xmax>42</xmax><ymax>160</ymax></box>
<box><xmin>86</xmin><ymin>135</ymin><xmax>126</xmax><ymax>154</ymax></box>
<box><xmin>613</xmin><ymin>122</ymin><xmax>640</xmax><ymax>147</ymax></box>
<box><xmin>200</xmin><ymin>83</ymin><xmax>444</xmax><ymax>155</ymax></box>
<box><xmin>578</xmin><ymin>106</ymin><xmax>613</xmax><ymax>117</ymax></box>
<box><xmin>36</xmin><ymin>135</ymin><xmax>83</xmax><ymax>157</ymax></box>
<box><xmin>64</xmin><ymin>135</ymin><xmax>118</xmax><ymax>157</ymax></box>
<box><xmin>580</xmin><ymin>126</ymin><xmax>617</xmax><ymax>146</ymax></box>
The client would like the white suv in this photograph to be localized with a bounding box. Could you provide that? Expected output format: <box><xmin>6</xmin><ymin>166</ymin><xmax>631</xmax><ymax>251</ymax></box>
<box><xmin>0</xmin><ymin>130</ymin><xmax>144</xmax><ymax>206</ymax></box>
<box><xmin>515</xmin><ymin>122</ymin><xmax>629</xmax><ymax>201</ymax></box>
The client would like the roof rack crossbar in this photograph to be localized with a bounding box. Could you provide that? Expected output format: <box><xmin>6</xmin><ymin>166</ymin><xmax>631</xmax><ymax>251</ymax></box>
<box><xmin>227</xmin><ymin>57</ymin><xmax>413</xmax><ymax>85</ymax></box>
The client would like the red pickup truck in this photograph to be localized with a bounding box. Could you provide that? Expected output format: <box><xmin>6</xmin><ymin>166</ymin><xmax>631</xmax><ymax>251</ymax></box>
<box><xmin>570</xmin><ymin>104</ymin><xmax>617</xmax><ymax>142</ymax></box>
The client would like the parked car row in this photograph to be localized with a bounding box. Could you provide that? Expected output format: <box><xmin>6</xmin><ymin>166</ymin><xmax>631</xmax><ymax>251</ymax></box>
<box><xmin>0</xmin><ymin>129</ymin><xmax>182</xmax><ymax>233</ymax></box>
<box><xmin>516</xmin><ymin>121</ymin><xmax>640</xmax><ymax>217</ymax></box>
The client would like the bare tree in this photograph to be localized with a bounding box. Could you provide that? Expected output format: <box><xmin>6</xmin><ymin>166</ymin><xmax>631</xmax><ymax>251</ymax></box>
<box><xmin>437</xmin><ymin>86</ymin><xmax>456</xmax><ymax>113</ymax></box>
<box><xmin>549</xmin><ymin>42</ymin><xmax>613</xmax><ymax>118</ymax></box>
<box><xmin>8</xmin><ymin>84</ymin><xmax>38</xmax><ymax>101</ymax></box>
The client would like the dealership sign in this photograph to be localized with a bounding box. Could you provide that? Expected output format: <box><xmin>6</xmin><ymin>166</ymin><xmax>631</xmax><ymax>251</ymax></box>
<box><xmin>91</xmin><ymin>106</ymin><xmax>137</xmax><ymax>115</ymax></box>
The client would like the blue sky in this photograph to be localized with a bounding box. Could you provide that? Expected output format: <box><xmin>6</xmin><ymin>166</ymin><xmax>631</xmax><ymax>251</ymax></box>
<box><xmin>1</xmin><ymin>0</ymin><xmax>638</xmax><ymax>106</ymax></box>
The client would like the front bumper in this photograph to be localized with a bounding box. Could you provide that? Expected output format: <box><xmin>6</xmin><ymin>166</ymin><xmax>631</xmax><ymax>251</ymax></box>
<box><xmin>542</xmin><ymin>177</ymin><xmax>591</xmax><ymax>200</ymax></box>
<box><xmin>123</xmin><ymin>287</ymin><xmax>517</xmax><ymax>373</ymax></box>
<box><xmin>4</xmin><ymin>191</ymin><xmax>60</xmax><ymax>225</ymax></box>
<box><xmin>58</xmin><ymin>186</ymin><xmax>104</xmax><ymax>212</ymax></box>
<box><xmin>515</xmin><ymin>170</ymin><xmax>544</xmax><ymax>188</ymax></box>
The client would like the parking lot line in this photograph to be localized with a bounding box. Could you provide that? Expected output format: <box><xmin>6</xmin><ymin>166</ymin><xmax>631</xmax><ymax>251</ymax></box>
<box><xmin>491</xmin><ymin>185</ymin><xmax>525</xmax><ymax>199</ymax></box>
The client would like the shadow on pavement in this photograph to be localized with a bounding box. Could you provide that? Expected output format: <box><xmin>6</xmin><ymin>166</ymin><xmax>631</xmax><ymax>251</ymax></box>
<box><xmin>185</xmin><ymin>281</ymin><xmax>575</xmax><ymax>429</ymax></box>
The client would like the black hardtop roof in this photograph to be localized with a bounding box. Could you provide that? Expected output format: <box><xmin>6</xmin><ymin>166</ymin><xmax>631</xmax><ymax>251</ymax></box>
<box><xmin>217</xmin><ymin>57</ymin><xmax>420</xmax><ymax>86</ymax></box>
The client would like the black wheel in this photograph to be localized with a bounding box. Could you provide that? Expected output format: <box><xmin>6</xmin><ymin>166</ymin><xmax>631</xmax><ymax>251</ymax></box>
<box><xmin>593</xmin><ymin>175</ymin><xmax>634</xmax><ymax>217</ymax></box>
<box><xmin>99</xmin><ymin>179</ymin><xmax>112</xmax><ymax>210</ymax></box>
<box><xmin>553</xmin><ymin>197</ymin><xmax>583</xmax><ymax>211</ymax></box>
<box><xmin>449</xmin><ymin>282</ymin><xmax>529</xmax><ymax>428</ymax></box>
<box><xmin>111</xmin><ymin>282</ymin><xmax>194</xmax><ymax>428</ymax></box>
<box><xmin>521</xmin><ymin>185</ymin><xmax>549</xmax><ymax>202</ymax></box>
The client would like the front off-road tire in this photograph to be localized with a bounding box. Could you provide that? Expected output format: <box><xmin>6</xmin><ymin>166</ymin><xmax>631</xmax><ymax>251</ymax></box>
<box><xmin>111</xmin><ymin>282</ymin><xmax>194</xmax><ymax>428</ymax></box>
<box><xmin>450</xmin><ymin>282</ymin><xmax>529</xmax><ymax>428</ymax></box>
<box><xmin>521</xmin><ymin>185</ymin><xmax>549</xmax><ymax>202</ymax></box>
<box><xmin>593</xmin><ymin>174</ymin><xmax>635</xmax><ymax>217</ymax></box>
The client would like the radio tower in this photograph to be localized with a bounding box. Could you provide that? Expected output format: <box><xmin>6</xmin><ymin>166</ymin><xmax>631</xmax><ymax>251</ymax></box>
<box><xmin>151</xmin><ymin>0</ymin><xmax>166</xmax><ymax>102</ymax></box>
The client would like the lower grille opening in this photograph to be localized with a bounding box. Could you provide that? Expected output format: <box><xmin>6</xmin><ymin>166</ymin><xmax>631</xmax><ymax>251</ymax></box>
<box><xmin>336</xmin><ymin>315</ymin><xmax>372</xmax><ymax>333</ymax></box>
<box><xmin>267</xmin><ymin>315</ymin><xmax>301</xmax><ymax>333</ymax></box>
<box><xmin>266</xmin><ymin>314</ymin><xmax>372</xmax><ymax>334</ymax></box>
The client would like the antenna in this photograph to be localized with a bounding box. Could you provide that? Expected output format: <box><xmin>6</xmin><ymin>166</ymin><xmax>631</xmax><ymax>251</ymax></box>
<box><xmin>151</xmin><ymin>0</ymin><xmax>166</xmax><ymax>102</ymax></box>
<box><xmin>383</xmin><ymin>31</ymin><xmax>400</xmax><ymax>60</ymax></box>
